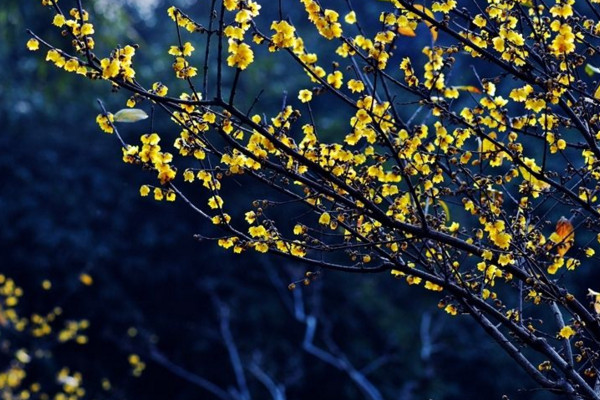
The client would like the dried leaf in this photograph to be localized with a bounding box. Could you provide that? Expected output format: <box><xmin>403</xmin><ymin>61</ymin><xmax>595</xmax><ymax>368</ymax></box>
<box><xmin>397</xmin><ymin>26</ymin><xmax>417</xmax><ymax>37</ymax></box>
<box><xmin>555</xmin><ymin>217</ymin><xmax>574</xmax><ymax>257</ymax></box>
<box><xmin>412</xmin><ymin>4</ymin><xmax>438</xmax><ymax>42</ymax></box>
<box><xmin>585</xmin><ymin>63</ymin><xmax>600</xmax><ymax>77</ymax></box>
<box><xmin>380</xmin><ymin>1</ymin><xmax>437</xmax><ymax>41</ymax></box>
<box><xmin>454</xmin><ymin>85</ymin><xmax>482</xmax><ymax>94</ymax></box>
<box><xmin>438</xmin><ymin>199</ymin><xmax>450</xmax><ymax>220</ymax></box>
<box><xmin>113</xmin><ymin>108</ymin><xmax>149</xmax><ymax>123</ymax></box>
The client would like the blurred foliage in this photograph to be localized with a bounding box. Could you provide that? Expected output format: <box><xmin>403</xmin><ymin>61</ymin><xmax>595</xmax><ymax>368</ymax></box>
<box><xmin>0</xmin><ymin>0</ymin><xmax>552</xmax><ymax>399</ymax></box>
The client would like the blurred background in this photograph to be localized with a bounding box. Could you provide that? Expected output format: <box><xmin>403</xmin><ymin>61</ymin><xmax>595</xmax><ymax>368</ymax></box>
<box><xmin>0</xmin><ymin>0</ymin><xmax>551</xmax><ymax>399</ymax></box>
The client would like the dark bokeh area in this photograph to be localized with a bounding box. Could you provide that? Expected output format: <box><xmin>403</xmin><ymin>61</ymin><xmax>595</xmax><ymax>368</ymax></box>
<box><xmin>0</xmin><ymin>1</ymin><xmax>561</xmax><ymax>399</ymax></box>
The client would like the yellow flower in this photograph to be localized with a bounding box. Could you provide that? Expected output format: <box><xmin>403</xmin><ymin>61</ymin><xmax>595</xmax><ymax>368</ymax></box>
<box><xmin>290</xmin><ymin>243</ymin><xmax>306</xmax><ymax>257</ymax></box>
<box><xmin>218</xmin><ymin>237</ymin><xmax>237</xmax><ymax>248</ymax></box>
<box><xmin>424</xmin><ymin>281</ymin><xmax>443</xmax><ymax>291</ymax></box>
<box><xmin>472</xmin><ymin>14</ymin><xmax>486</xmax><ymax>28</ymax></box>
<box><xmin>208</xmin><ymin>195</ymin><xmax>224</xmax><ymax>209</ymax></box>
<box><xmin>53</xmin><ymin>14</ymin><xmax>66</xmax><ymax>27</ymax></box>
<box><xmin>448</xmin><ymin>222</ymin><xmax>460</xmax><ymax>233</ymax></box>
<box><xmin>293</xmin><ymin>224</ymin><xmax>304</xmax><ymax>235</ymax></box>
<box><xmin>212</xmin><ymin>214</ymin><xmax>231</xmax><ymax>225</ymax></box>
<box><xmin>481</xmin><ymin>249</ymin><xmax>493</xmax><ymax>260</ymax></box>
<box><xmin>550</xmin><ymin>4</ymin><xmax>573</xmax><ymax>19</ymax></box>
<box><xmin>227</xmin><ymin>41</ymin><xmax>254</xmax><ymax>70</ymax></box>
<box><xmin>318</xmin><ymin>212</ymin><xmax>331</xmax><ymax>225</ymax></box>
<box><xmin>183</xmin><ymin>170</ymin><xmax>195</xmax><ymax>182</ymax></box>
<box><xmin>298</xmin><ymin>89</ymin><xmax>312</xmax><ymax>103</ymax></box>
<box><xmin>100</xmin><ymin>57</ymin><xmax>120</xmax><ymax>79</ymax></box>
<box><xmin>493</xmin><ymin>232</ymin><xmax>512</xmax><ymax>250</ymax></box>
<box><xmin>245</xmin><ymin>211</ymin><xmax>256</xmax><ymax>224</ymax></box>
<box><xmin>509</xmin><ymin>85</ymin><xmax>533</xmax><ymax>102</ymax></box>
<box><xmin>519</xmin><ymin>157</ymin><xmax>550</xmax><ymax>195</ymax></box>
<box><xmin>550</xmin><ymin>24</ymin><xmax>576</xmax><ymax>56</ymax></box>
<box><xmin>444</xmin><ymin>304</ymin><xmax>457</xmax><ymax>315</ymax></box>
<box><xmin>225</xmin><ymin>26</ymin><xmax>244</xmax><ymax>40</ymax></box>
<box><xmin>254</xmin><ymin>242</ymin><xmax>269</xmax><ymax>253</ymax></box>
<box><xmin>96</xmin><ymin>113</ymin><xmax>114</xmax><ymax>133</ymax></box>
<box><xmin>270</xmin><ymin>20</ymin><xmax>296</xmax><ymax>49</ymax></box>
<box><xmin>139</xmin><ymin>185</ymin><xmax>150</xmax><ymax>197</ymax></box>
<box><xmin>182</xmin><ymin>42</ymin><xmax>194</xmax><ymax>56</ymax></box>
<box><xmin>64</xmin><ymin>58</ymin><xmax>79</xmax><ymax>72</ymax></box>
<box><xmin>432</xmin><ymin>0</ymin><xmax>457</xmax><ymax>13</ymax></box>
<box><xmin>26</xmin><ymin>38</ymin><xmax>39</xmax><ymax>51</ymax></box>
<box><xmin>249</xmin><ymin>225</ymin><xmax>268</xmax><ymax>238</ymax></box>
<box><xmin>80</xmin><ymin>23</ymin><xmax>95</xmax><ymax>36</ymax></box>
<box><xmin>169</xmin><ymin>45</ymin><xmax>182</xmax><ymax>56</ymax></box>
<box><xmin>344</xmin><ymin>11</ymin><xmax>356</xmax><ymax>24</ymax></box>
<box><xmin>326</xmin><ymin>70</ymin><xmax>343</xmax><ymax>89</ymax></box>
<box><xmin>558</xmin><ymin>325</ymin><xmax>576</xmax><ymax>339</ymax></box>
<box><xmin>525</xmin><ymin>98</ymin><xmax>546</xmax><ymax>113</ymax></box>
<box><xmin>391</xmin><ymin>269</ymin><xmax>404</xmax><ymax>277</ymax></box>
<box><xmin>498</xmin><ymin>253</ymin><xmax>514</xmax><ymax>266</ymax></box>
<box><xmin>347</xmin><ymin>79</ymin><xmax>365</xmax><ymax>93</ymax></box>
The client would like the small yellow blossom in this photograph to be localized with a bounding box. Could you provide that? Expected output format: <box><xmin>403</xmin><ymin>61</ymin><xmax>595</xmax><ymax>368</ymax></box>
<box><xmin>140</xmin><ymin>185</ymin><xmax>150</xmax><ymax>197</ymax></box>
<box><xmin>293</xmin><ymin>224</ymin><xmax>304</xmax><ymax>235</ymax></box>
<box><xmin>424</xmin><ymin>281</ymin><xmax>443</xmax><ymax>291</ymax></box>
<box><xmin>270</xmin><ymin>20</ymin><xmax>296</xmax><ymax>49</ymax></box>
<box><xmin>52</xmin><ymin>14</ymin><xmax>66</xmax><ymax>27</ymax></box>
<box><xmin>96</xmin><ymin>113</ymin><xmax>114</xmax><ymax>133</ymax></box>
<box><xmin>165</xmin><ymin>191</ymin><xmax>176</xmax><ymax>201</ymax></box>
<box><xmin>81</xmin><ymin>23</ymin><xmax>95</xmax><ymax>36</ymax></box>
<box><xmin>254</xmin><ymin>242</ymin><xmax>269</xmax><ymax>253</ymax></box>
<box><xmin>298</xmin><ymin>89</ymin><xmax>313</xmax><ymax>103</ymax></box>
<box><xmin>344</xmin><ymin>11</ymin><xmax>356</xmax><ymax>24</ymax></box>
<box><xmin>27</xmin><ymin>38</ymin><xmax>40</xmax><ymax>51</ymax></box>
<box><xmin>249</xmin><ymin>225</ymin><xmax>268</xmax><ymax>238</ymax></box>
<box><xmin>208</xmin><ymin>195</ymin><xmax>224</xmax><ymax>209</ymax></box>
<box><xmin>347</xmin><ymin>79</ymin><xmax>365</xmax><ymax>93</ymax></box>
<box><xmin>558</xmin><ymin>325</ymin><xmax>576</xmax><ymax>339</ymax></box>
<box><xmin>245</xmin><ymin>211</ymin><xmax>257</xmax><ymax>224</ymax></box>
<box><xmin>319</xmin><ymin>212</ymin><xmax>331</xmax><ymax>225</ymax></box>
<box><xmin>227</xmin><ymin>41</ymin><xmax>254</xmax><ymax>70</ymax></box>
<box><xmin>326</xmin><ymin>71</ymin><xmax>343</xmax><ymax>89</ymax></box>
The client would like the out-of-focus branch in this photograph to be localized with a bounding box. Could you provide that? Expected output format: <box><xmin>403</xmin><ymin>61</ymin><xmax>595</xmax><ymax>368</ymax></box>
<box><xmin>213</xmin><ymin>296</ymin><xmax>251</xmax><ymax>400</ymax></box>
<box><xmin>419</xmin><ymin>312</ymin><xmax>442</xmax><ymax>363</ymax></box>
<box><xmin>149</xmin><ymin>345</ymin><xmax>232</xmax><ymax>400</ymax></box>
<box><xmin>291</xmin><ymin>289</ymin><xmax>384</xmax><ymax>400</ymax></box>
<box><xmin>248</xmin><ymin>354</ymin><xmax>286</xmax><ymax>400</ymax></box>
